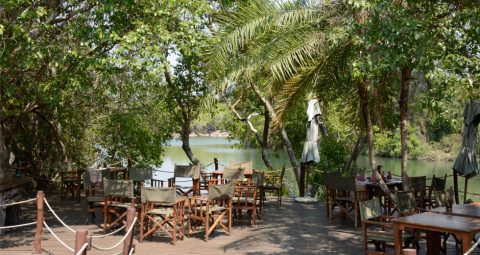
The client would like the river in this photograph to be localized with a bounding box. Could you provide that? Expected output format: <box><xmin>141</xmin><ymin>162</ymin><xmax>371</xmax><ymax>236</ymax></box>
<box><xmin>155</xmin><ymin>136</ymin><xmax>480</xmax><ymax>201</ymax></box>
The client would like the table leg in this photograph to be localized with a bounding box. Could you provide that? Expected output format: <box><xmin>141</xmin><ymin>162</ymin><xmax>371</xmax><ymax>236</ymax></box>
<box><xmin>394</xmin><ymin>222</ymin><xmax>402</xmax><ymax>255</ymax></box>
<box><xmin>426</xmin><ymin>231</ymin><xmax>441</xmax><ymax>255</ymax></box>
<box><xmin>461</xmin><ymin>233</ymin><xmax>472</xmax><ymax>254</ymax></box>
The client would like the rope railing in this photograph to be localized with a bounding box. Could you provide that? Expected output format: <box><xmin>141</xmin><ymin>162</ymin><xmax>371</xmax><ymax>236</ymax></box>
<box><xmin>91</xmin><ymin>225</ymin><xmax>126</xmax><ymax>238</ymax></box>
<box><xmin>0</xmin><ymin>197</ymin><xmax>36</xmax><ymax>207</ymax></box>
<box><xmin>464</xmin><ymin>238</ymin><xmax>480</xmax><ymax>255</ymax></box>
<box><xmin>43</xmin><ymin>220</ymin><xmax>74</xmax><ymax>252</ymax></box>
<box><xmin>91</xmin><ymin>216</ymin><xmax>137</xmax><ymax>251</ymax></box>
<box><xmin>43</xmin><ymin>197</ymin><xmax>76</xmax><ymax>233</ymax></box>
<box><xmin>129</xmin><ymin>246</ymin><xmax>135</xmax><ymax>255</ymax></box>
<box><xmin>75</xmin><ymin>243</ymin><xmax>89</xmax><ymax>255</ymax></box>
<box><xmin>0</xmin><ymin>221</ymin><xmax>37</xmax><ymax>230</ymax></box>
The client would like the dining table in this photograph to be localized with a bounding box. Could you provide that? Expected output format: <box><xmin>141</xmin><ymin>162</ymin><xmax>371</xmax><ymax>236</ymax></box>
<box><xmin>356</xmin><ymin>177</ymin><xmax>403</xmax><ymax>214</ymax></box>
<box><xmin>393</xmin><ymin>211</ymin><xmax>480</xmax><ymax>254</ymax></box>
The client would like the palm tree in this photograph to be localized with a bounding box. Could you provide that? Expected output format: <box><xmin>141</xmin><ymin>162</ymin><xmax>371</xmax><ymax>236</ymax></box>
<box><xmin>208</xmin><ymin>0</ymin><xmax>393</xmax><ymax>195</ymax></box>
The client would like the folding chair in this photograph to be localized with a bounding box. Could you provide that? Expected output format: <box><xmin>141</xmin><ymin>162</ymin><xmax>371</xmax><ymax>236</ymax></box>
<box><xmin>83</xmin><ymin>168</ymin><xmax>108</xmax><ymax>224</ymax></box>
<box><xmin>139</xmin><ymin>187</ymin><xmax>186</xmax><ymax>244</ymax></box>
<box><xmin>60</xmin><ymin>170</ymin><xmax>80</xmax><ymax>201</ymax></box>
<box><xmin>328</xmin><ymin>175</ymin><xmax>367</xmax><ymax>227</ymax></box>
<box><xmin>188</xmin><ymin>183</ymin><xmax>234</xmax><ymax>241</ymax></box>
<box><xmin>103</xmin><ymin>178</ymin><xmax>136</xmax><ymax>233</ymax></box>
<box><xmin>360</xmin><ymin>197</ymin><xmax>415</xmax><ymax>254</ymax></box>
<box><xmin>425</xmin><ymin>174</ymin><xmax>447</xmax><ymax>209</ymax></box>
<box><xmin>407</xmin><ymin>176</ymin><xmax>426</xmax><ymax>209</ymax></box>
<box><xmin>233</xmin><ymin>184</ymin><xmax>257</xmax><ymax>226</ymax></box>
<box><xmin>128</xmin><ymin>167</ymin><xmax>153</xmax><ymax>194</ymax></box>
<box><xmin>260</xmin><ymin>165</ymin><xmax>285</xmax><ymax>205</ymax></box>
<box><xmin>168</xmin><ymin>163</ymin><xmax>201</xmax><ymax>196</ymax></box>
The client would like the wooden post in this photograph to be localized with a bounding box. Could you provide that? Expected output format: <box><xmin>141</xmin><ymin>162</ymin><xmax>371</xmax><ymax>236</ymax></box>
<box><xmin>122</xmin><ymin>207</ymin><xmax>136</xmax><ymax>255</ymax></box>
<box><xmin>74</xmin><ymin>229</ymin><xmax>88</xmax><ymax>255</ymax></box>
<box><xmin>33</xmin><ymin>191</ymin><xmax>44</xmax><ymax>254</ymax></box>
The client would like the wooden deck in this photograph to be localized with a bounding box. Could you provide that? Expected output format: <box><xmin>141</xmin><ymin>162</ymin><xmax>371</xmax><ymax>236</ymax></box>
<box><xmin>0</xmin><ymin>189</ymin><xmax>477</xmax><ymax>254</ymax></box>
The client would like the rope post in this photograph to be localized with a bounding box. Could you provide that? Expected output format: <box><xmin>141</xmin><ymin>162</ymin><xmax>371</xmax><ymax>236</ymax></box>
<box><xmin>74</xmin><ymin>229</ymin><xmax>88</xmax><ymax>255</ymax></box>
<box><xmin>122</xmin><ymin>207</ymin><xmax>136</xmax><ymax>255</ymax></box>
<box><xmin>33</xmin><ymin>191</ymin><xmax>44</xmax><ymax>254</ymax></box>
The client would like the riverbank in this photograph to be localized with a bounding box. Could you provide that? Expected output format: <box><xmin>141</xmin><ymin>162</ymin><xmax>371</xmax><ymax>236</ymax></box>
<box><xmin>172</xmin><ymin>130</ymin><xmax>230</xmax><ymax>139</ymax></box>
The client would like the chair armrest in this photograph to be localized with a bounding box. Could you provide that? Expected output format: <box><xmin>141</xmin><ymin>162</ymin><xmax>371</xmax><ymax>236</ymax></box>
<box><xmin>364</xmin><ymin>219</ymin><xmax>393</xmax><ymax>228</ymax></box>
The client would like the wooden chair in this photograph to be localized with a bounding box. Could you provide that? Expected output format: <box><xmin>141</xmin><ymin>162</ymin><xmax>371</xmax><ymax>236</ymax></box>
<box><xmin>168</xmin><ymin>164</ymin><xmax>201</xmax><ymax>196</ymax></box>
<box><xmin>60</xmin><ymin>170</ymin><xmax>80</xmax><ymax>201</ymax></box>
<box><xmin>434</xmin><ymin>189</ymin><xmax>460</xmax><ymax>252</ymax></box>
<box><xmin>233</xmin><ymin>184</ymin><xmax>257</xmax><ymax>227</ymax></box>
<box><xmin>360</xmin><ymin>197</ymin><xmax>415</xmax><ymax>254</ymax></box>
<box><xmin>128</xmin><ymin>167</ymin><xmax>153</xmax><ymax>195</ymax></box>
<box><xmin>260</xmin><ymin>165</ymin><xmax>285</xmax><ymax>205</ymax></box>
<box><xmin>103</xmin><ymin>178</ymin><xmax>136</xmax><ymax>233</ymax></box>
<box><xmin>139</xmin><ymin>187</ymin><xmax>186</xmax><ymax>245</ymax></box>
<box><xmin>83</xmin><ymin>168</ymin><xmax>108</xmax><ymax>224</ymax></box>
<box><xmin>252</xmin><ymin>170</ymin><xmax>266</xmax><ymax>217</ymax></box>
<box><xmin>328</xmin><ymin>175</ymin><xmax>367</xmax><ymax>227</ymax></box>
<box><xmin>425</xmin><ymin>174</ymin><xmax>447</xmax><ymax>209</ymax></box>
<box><xmin>407</xmin><ymin>176</ymin><xmax>426</xmax><ymax>209</ymax></box>
<box><xmin>188</xmin><ymin>183</ymin><xmax>234</xmax><ymax>241</ymax></box>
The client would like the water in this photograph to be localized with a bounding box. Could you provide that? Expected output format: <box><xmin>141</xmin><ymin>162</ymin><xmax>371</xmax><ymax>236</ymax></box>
<box><xmin>157</xmin><ymin>136</ymin><xmax>480</xmax><ymax>201</ymax></box>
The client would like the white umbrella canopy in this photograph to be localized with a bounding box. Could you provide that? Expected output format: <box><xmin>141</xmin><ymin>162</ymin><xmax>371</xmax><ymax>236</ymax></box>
<box><xmin>301</xmin><ymin>99</ymin><xmax>321</xmax><ymax>165</ymax></box>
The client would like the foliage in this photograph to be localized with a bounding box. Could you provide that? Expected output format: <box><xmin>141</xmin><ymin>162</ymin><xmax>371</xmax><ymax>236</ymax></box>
<box><xmin>374</xmin><ymin>126</ymin><xmax>431</xmax><ymax>159</ymax></box>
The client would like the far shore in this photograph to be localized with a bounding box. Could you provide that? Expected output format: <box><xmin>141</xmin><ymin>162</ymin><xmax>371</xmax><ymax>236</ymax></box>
<box><xmin>172</xmin><ymin>130</ymin><xmax>230</xmax><ymax>139</ymax></box>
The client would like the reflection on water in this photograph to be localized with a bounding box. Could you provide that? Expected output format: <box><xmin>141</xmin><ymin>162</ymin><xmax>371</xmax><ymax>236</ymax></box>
<box><xmin>158</xmin><ymin>136</ymin><xmax>480</xmax><ymax>200</ymax></box>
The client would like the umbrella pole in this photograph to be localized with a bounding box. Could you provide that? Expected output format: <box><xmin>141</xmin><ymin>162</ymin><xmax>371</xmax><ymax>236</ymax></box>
<box><xmin>299</xmin><ymin>163</ymin><xmax>306</xmax><ymax>197</ymax></box>
<box><xmin>464</xmin><ymin>177</ymin><xmax>469</xmax><ymax>204</ymax></box>
<box><xmin>453</xmin><ymin>169</ymin><xmax>459</xmax><ymax>204</ymax></box>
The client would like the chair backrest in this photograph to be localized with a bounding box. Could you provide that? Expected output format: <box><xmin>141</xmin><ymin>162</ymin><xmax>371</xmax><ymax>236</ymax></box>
<box><xmin>129</xmin><ymin>167</ymin><xmax>153</xmax><ymax>181</ymax></box>
<box><xmin>103</xmin><ymin>178</ymin><xmax>134</xmax><ymax>197</ymax></box>
<box><xmin>252</xmin><ymin>170</ymin><xmax>265</xmax><ymax>186</ymax></box>
<box><xmin>223</xmin><ymin>166</ymin><xmax>245</xmax><ymax>181</ymax></box>
<box><xmin>430</xmin><ymin>174</ymin><xmax>447</xmax><ymax>192</ymax></box>
<box><xmin>329</xmin><ymin>175</ymin><xmax>356</xmax><ymax>191</ymax></box>
<box><xmin>408</xmin><ymin>176</ymin><xmax>426</xmax><ymax>193</ymax></box>
<box><xmin>359</xmin><ymin>197</ymin><xmax>382</xmax><ymax>221</ymax></box>
<box><xmin>141</xmin><ymin>187</ymin><xmax>176</xmax><ymax>204</ymax></box>
<box><xmin>434</xmin><ymin>190</ymin><xmax>447</xmax><ymax>207</ymax></box>
<box><xmin>208</xmin><ymin>183</ymin><xmax>234</xmax><ymax>200</ymax></box>
<box><xmin>174</xmin><ymin>164</ymin><xmax>200</xmax><ymax>179</ymax></box>
<box><xmin>394</xmin><ymin>191</ymin><xmax>417</xmax><ymax>213</ymax></box>
<box><xmin>229</xmin><ymin>161</ymin><xmax>253</xmax><ymax>174</ymax></box>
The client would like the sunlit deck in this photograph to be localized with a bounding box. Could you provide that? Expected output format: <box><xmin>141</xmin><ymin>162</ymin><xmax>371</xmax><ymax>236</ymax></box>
<box><xmin>0</xmin><ymin>190</ymin><xmax>475</xmax><ymax>254</ymax></box>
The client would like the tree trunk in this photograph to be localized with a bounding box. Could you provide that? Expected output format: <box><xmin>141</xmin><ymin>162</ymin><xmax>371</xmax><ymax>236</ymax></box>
<box><xmin>260</xmin><ymin>107</ymin><xmax>275</xmax><ymax>170</ymax></box>
<box><xmin>357</xmin><ymin>81</ymin><xmax>392</xmax><ymax>197</ymax></box>
<box><xmin>249</xmin><ymin>82</ymin><xmax>301</xmax><ymax>187</ymax></box>
<box><xmin>344</xmin><ymin>135</ymin><xmax>366</xmax><ymax>174</ymax></box>
<box><xmin>400</xmin><ymin>66</ymin><xmax>411</xmax><ymax>190</ymax></box>
<box><xmin>180</xmin><ymin>118</ymin><xmax>199</xmax><ymax>164</ymax></box>
<box><xmin>357</xmin><ymin>82</ymin><xmax>377</xmax><ymax>173</ymax></box>
<box><xmin>0</xmin><ymin>124</ymin><xmax>11</xmax><ymax>178</ymax></box>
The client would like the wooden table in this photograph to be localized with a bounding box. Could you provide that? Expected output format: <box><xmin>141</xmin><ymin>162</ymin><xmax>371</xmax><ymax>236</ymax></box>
<box><xmin>393</xmin><ymin>212</ymin><xmax>480</xmax><ymax>254</ymax></box>
<box><xmin>430</xmin><ymin>204</ymin><xmax>480</xmax><ymax>217</ymax></box>
<box><xmin>357</xmin><ymin>178</ymin><xmax>402</xmax><ymax>214</ymax></box>
<box><xmin>211</xmin><ymin>169</ymin><xmax>253</xmax><ymax>183</ymax></box>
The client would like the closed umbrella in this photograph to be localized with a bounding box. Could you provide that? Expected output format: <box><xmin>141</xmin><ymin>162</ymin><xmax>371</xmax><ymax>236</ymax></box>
<box><xmin>301</xmin><ymin>99</ymin><xmax>321</xmax><ymax>164</ymax></box>
<box><xmin>452</xmin><ymin>100</ymin><xmax>480</xmax><ymax>178</ymax></box>
<box><xmin>452</xmin><ymin>100</ymin><xmax>480</xmax><ymax>203</ymax></box>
